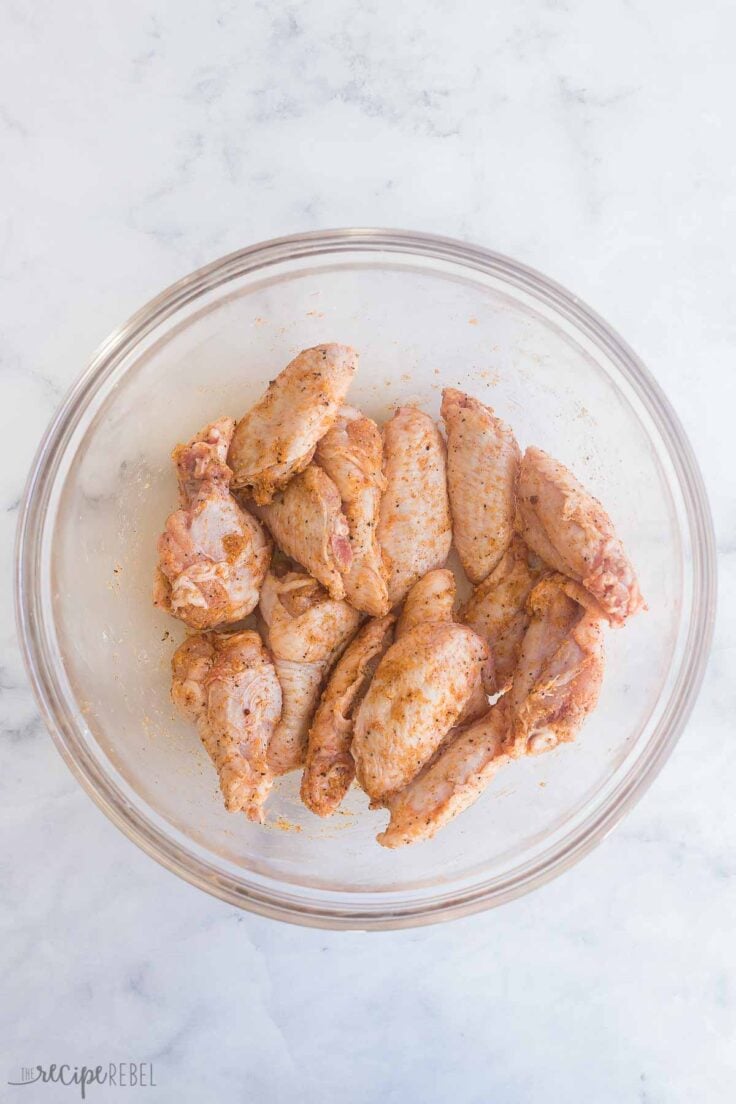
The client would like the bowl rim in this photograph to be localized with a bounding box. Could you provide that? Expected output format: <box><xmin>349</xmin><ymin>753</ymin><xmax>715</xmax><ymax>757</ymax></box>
<box><xmin>15</xmin><ymin>227</ymin><xmax>717</xmax><ymax>929</ymax></box>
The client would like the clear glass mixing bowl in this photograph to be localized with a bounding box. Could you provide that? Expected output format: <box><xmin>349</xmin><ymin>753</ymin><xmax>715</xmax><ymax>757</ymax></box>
<box><xmin>15</xmin><ymin>229</ymin><xmax>716</xmax><ymax>929</ymax></box>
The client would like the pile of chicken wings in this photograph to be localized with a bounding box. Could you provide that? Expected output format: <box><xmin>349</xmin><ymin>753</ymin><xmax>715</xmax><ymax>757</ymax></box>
<box><xmin>154</xmin><ymin>344</ymin><xmax>644</xmax><ymax>848</ymax></box>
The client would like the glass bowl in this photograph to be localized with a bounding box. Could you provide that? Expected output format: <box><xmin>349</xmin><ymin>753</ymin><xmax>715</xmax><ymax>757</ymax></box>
<box><xmin>16</xmin><ymin>229</ymin><xmax>716</xmax><ymax>929</ymax></box>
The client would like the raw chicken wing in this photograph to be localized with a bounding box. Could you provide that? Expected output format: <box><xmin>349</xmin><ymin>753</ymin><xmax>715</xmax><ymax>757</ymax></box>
<box><xmin>377</xmin><ymin>407</ymin><xmax>452</xmax><ymax>606</ymax></box>
<box><xmin>508</xmin><ymin>575</ymin><xmax>605</xmax><ymax>758</ymax></box>
<box><xmin>397</xmin><ymin>569</ymin><xmax>490</xmax><ymax>722</ymax></box>
<box><xmin>301</xmin><ymin>614</ymin><xmax>395</xmax><ymax>816</ymax></box>
<box><xmin>352</xmin><ymin>621</ymin><xmax>489</xmax><ymax>802</ymax></box>
<box><xmin>315</xmin><ymin>406</ymin><xmax>390</xmax><ymax>616</ymax></box>
<box><xmin>256</xmin><ymin>464</ymin><xmax>352</xmax><ymax>599</ymax></box>
<box><xmin>441</xmin><ymin>388</ymin><xmax>521</xmax><ymax>584</ymax></box>
<box><xmin>517</xmin><ymin>447</ymin><xmax>644</xmax><ymax>625</ymax></box>
<box><xmin>228</xmin><ymin>344</ymin><xmax>358</xmax><ymax>503</ymax></box>
<box><xmin>259</xmin><ymin>570</ymin><xmax>361</xmax><ymax>775</ymax></box>
<box><xmin>171</xmin><ymin>630</ymin><xmax>282</xmax><ymax>822</ymax></box>
<box><xmin>461</xmin><ymin>537</ymin><xmax>546</xmax><ymax>693</ymax></box>
<box><xmin>378</xmin><ymin>699</ymin><xmax>511</xmax><ymax>848</ymax></box>
<box><xmin>154</xmin><ymin>418</ymin><xmax>271</xmax><ymax>630</ymax></box>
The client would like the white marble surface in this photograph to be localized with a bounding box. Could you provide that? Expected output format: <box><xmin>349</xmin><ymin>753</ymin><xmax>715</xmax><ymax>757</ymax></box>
<box><xmin>1</xmin><ymin>2</ymin><xmax>734</xmax><ymax>1100</ymax></box>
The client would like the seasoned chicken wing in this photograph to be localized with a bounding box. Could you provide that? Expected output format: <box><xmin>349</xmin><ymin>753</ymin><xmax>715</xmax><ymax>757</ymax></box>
<box><xmin>352</xmin><ymin>621</ymin><xmax>489</xmax><ymax>802</ymax></box>
<box><xmin>301</xmin><ymin>614</ymin><xmax>395</xmax><ymax>816</ymax></box>
<box><xmin>256</xmin><ymin>465</ymin><xmax>352</xmax><ymax>599</ymax></box>
<box><xmin>517</xmin><ymin>447</ymin><xmax>644</xmax><ymax>625</ymax></box>
<box><xmin>461</xmin><ymin>537</ymin><xmax>546</xmax><ymax>693</ymax></box>
<box><xmin>396</xmin><ymin>568</ymin><xmax>456</xmax><ymax>638</ymax></box>
<box><xmin>378</xmin><ymin>700</ymin><xmax>511</xmax><ymax>848</ymax></box>
<box><xmin>259</xmin><ymin>570</ymin><xmax>361</xmax><ymax>775</ymax></box>
<box><xmin>509</xmin><ymin>575</ymin><xmax>584</xmax><ymax>712</ymax></box>
<box><xmin>154</xmin><ymin>418</ymin><xmax>272</xmax><ymax>630</ymax></box>
<box><xmin>441</xmin><ymin>388</ymin><xmax>521</xmax><ymax>584</ymax></box>
<box><xmin>314</xmin><ymin>406</ymin><xmax>390</xmax><ymax>616</ymax></box>
<box><xmin>396</xmin><ymin>569</ymin><xmax>490</xmax><ymax>722</ymax></box>
<box><xmin>508</xmin><ymin>574</ymin><xmax>605</xmax><ymax>758</ymax></box>
<box><xmin>228</xmin><ymin>344</ymin><xmax>358</xmax><ymax>503</ymax></box>
<box><xmin>171</xmin><ymin>630</ymin><xmax>282</xmax><ymax>822</ymax></box>
<box><xmin>377</xmin><ymin>407</ymin><xmax>452</xmax><ymax>606</ymax></box>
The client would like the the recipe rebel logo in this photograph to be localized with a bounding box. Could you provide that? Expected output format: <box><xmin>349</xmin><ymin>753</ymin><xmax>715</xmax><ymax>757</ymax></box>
<box><xmin>7</xmin><ymin>1063</ymin><xmax>156</xmax><ymax>1098</ymax></box>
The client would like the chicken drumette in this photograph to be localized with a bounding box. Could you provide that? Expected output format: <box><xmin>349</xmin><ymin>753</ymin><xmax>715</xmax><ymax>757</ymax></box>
<box><xmin>154</xmin><ymin>418</ymin><xmax>271</xmax><ymax>630</ymax></box>
<box><xmin>171</xmin><ymin>630</ymin><xmax>282</xmax><ymax>823</ymax></box>
<box><xmin>259</xmin><ymin>569</ymin><xmax>361</xmax><ymax>775</ymax></box>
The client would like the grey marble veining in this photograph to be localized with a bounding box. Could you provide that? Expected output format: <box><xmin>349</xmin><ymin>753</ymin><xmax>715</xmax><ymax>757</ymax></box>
<box><xmin>1</xmin><ymin>1</ymin><xmax>735</xmax><ymax>1101</ymax></box>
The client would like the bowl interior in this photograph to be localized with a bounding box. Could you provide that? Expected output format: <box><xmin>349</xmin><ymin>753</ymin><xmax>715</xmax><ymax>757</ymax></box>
<box><xmin>30</xmin><ymin>236</ymin><xmax>699</xmax><ymax>923</ymax></box>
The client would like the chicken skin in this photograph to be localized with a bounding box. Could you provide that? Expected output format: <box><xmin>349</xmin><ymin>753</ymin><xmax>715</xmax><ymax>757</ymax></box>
<box><xmin>441</xmin><ymin>388</ymin><xmax>521</xmax><ymax>584</ymax></box>
<box><xmin>154</xmin><ymin>418</ymin><xmax>272</xmax><ymax>630</ymax></box>
<box><xmin>171</xmin><ymin>630</ymin><xmax>282</xmax><ymax>822</ymax></box>
<box><xmin>377</xmin><ymin>406</ymin><xmax>452</xmax><ymax>606</ymax></box>
<box><xmin>517</xmin><ymin>447</ymin><xmax>644</xmax><ymax>625</ymax></box>
<box><xmin>256</xmin><ymin>465</ymin><xmax>352</xmax><ymax>599</ymax></box>
<box><xmin>228</xmin><ymin>344</ymin><xmax>358</xmax><ymax>503</ymax></box>
<box><xmin>508</xmin><ymin>575</ymin><xmax>605</xmax><ymax>758</ymax></box>
<box><xmin>352</xmin><ymin>621</ymin><xmax>489</xmax><ymax>802</ymax></box>
<box><xmin>259</xmin><ymin>570</ymin><xmax>361</xmax><ymax>775</ymax></box>
<box><xmin>461</xmin><ymin>537</ymin><xmax>546</xmax><ymax>693</ymax></box>
<box><xmin>395</xmin><ymin>568</ymin><xmax>456</xmax><ymax>639</ymax></box>
<box><xmin>314</xmin><ymin>406</ymin><xmax>390</xmax><ymax>616</ymax></box>
<box><xmin>301</xmin><ymin>614</ymin><xmax>396</xmax><ymax>817</ymax></box>
<box><xmin>378</xmin><ymin>699</ymin><xmax>511</xmax><ymax>848</ymax></box>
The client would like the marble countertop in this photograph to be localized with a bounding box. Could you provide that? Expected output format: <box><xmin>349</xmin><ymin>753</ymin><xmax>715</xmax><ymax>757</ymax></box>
<box><xmin>2</xmin><ymin>2</ymin><xmax>734</xmax><ymax>1101</ymax></box>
